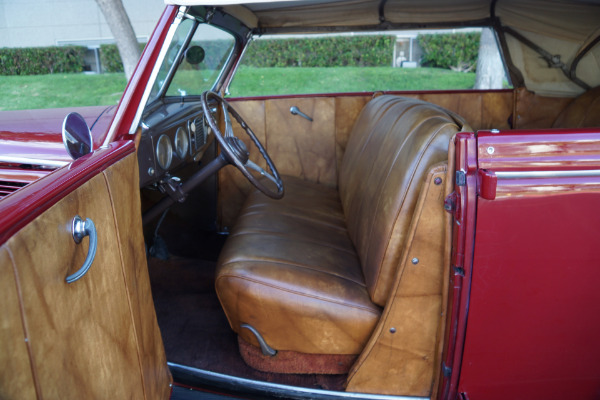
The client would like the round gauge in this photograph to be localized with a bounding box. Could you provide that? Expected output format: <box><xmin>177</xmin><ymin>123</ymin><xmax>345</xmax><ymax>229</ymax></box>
<box><xmin>175</xmin><ymin>126</ymin><xmax>189</xmax><ymax>158</ymax></box>
<box><xmin>156</xmin><ymin>134</ymin><xmax>173</xmax><ymax>170</ymax></box>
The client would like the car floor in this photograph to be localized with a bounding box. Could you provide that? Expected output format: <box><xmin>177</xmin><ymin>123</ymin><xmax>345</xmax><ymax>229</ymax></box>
<box><xmin>147</xmin><ymin>224</ymin><xmax>347</xmax><ymax>392</ymax></box>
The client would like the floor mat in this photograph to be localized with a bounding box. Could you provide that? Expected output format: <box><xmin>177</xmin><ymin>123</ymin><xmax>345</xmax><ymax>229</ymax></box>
<box><xmin>148</xmin><ymin>255</ymin><xmax>347</xmax><ymax>391</ymax></box>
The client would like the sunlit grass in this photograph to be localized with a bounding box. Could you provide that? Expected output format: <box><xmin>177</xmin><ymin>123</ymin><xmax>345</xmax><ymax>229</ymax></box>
<box><xmin>229</xmin><ymin>66</ymin><xmax>476</xmax><ymax>96</ymax></box>
<box><xmin>0</xmin><ymin>73</ymin><xmax>127</xmax><ymax>111</ymax></box>
<box><xmin>0</xmin><ymin>67</ymin><xmax>476</xmax><ymax>111</ymax></box>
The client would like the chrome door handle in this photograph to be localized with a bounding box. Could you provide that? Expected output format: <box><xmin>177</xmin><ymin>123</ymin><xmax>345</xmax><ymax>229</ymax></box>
<box><xmin>66</xmin><ymin>215</ymin><xmax>97</xmax><ymax>283</ymax></box>
<box><xmin>290</xmin><ymin>106</ymin><xmax>313</xmax><ymax>122</ymax></box>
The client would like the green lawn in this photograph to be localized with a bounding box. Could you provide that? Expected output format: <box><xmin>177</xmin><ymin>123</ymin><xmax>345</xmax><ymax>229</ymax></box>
<box><xmin>0</xmin><ymin>73</ymin><xmax>128</xmax><ymax>111</ymax></box>
<box><xmin>0</xmin><ymin>67</ymin><xmax>476</xmax><ymax>111</ymax></box>
<box><xmin>229</xmin><ymin>66</ymin><xmax>476</xmax><ymax>96</ymax></box>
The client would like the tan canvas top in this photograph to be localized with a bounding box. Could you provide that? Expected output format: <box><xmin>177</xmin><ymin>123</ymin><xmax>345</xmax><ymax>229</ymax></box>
<box><xmin>165</xmin><ymin>0</ymin><xmax>600</xmax><ymax>96</ymax></box>
<box><xmin>166</xmin><ymin>0</ymin><xmax>599</xmax><ymax>38</ymax></box>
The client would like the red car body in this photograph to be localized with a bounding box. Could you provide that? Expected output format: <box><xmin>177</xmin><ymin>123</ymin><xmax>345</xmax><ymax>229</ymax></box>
<box><xmin>442</xmin><ymin>130</ymin><xmax>600</xmax><ymax>400</ymax></box>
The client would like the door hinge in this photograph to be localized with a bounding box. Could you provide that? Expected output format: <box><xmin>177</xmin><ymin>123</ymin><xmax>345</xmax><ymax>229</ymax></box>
<box><xmin>453</xmin><ymin>265</ymin><xmax>465</xmax><ymax>276</ymax></box>
<box><xmin>444</xmin><ymin>192</ymin><xmax>457</xmax><ymax>213</ymax></box>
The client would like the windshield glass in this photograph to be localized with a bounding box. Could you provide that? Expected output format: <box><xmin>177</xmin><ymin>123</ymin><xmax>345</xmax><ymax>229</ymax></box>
<box><xmin>150</xmin><ymin>18</ymin><xmax>235</xmax><ymax>101</ymax></box>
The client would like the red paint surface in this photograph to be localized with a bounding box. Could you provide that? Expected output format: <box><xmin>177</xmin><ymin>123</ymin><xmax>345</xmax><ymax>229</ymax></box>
<box><xmin>439</xmin><ymin>132</ymin><xmax>478</xmax><ymax>400</ymax></box>
<box><xmin>0</xmin><ymin>140</ymin><xmax>135</xmax><ymax>246</ymax></box>
<box><xmin>476</xmin><ymin>169</ymin><xmax>497</xmax><ymax>200</ymax></box>
<box><xmin>0</xmin><ymin>105</ymin><xmax>115</xmax><ymax>164</ymax></box>
<box><xmin>0</xmin><ymin>168</ymin><xmax>50</xmax><ymax>182</ymax></box>
<box><xmin>0</xmin><ymin>168</ymin><xmax>52</xmax><ymax>198</ymax></box>
<box><xmin>457</xmin><ymin>130</ymin><xmax>600</xmax><ymax>399</ymax></box>
<box><xmin>478</xmin><ymin>128</ymin><xmax>600</xmax><ymax>172</ymax></box>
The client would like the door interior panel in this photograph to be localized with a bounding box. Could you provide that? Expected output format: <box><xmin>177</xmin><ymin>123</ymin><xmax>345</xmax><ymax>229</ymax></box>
<box><xmin>0</xmin><ymin>152</ymin><xmax>171</xmax><ymax>400</ymax></box>
<box><xmin>513</xmin><ymin>87</ymin><xmax>575</xmax><ymax>129</ymax></box>
<box><xmin>103</xmin><ymin>153</ymin><xmax>172</xmax><ymax>400</ymax></box>
<box><xmin>6</xmin><ymin>171</ymin><xmax>144</xmax><ymax>399</ymax></box>
<box><xmin>265</xmin><ymin>97</ymin><xmax>337</xmax><ymax>185</ymax></box>
<box><xmin>0</xmin><ymin>248</ymin><xmax>37</xmax><ymax>400</ymax></box>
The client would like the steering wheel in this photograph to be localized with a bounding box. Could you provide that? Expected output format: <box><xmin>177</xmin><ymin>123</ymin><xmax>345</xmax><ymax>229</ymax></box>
<box><xmin>201</xmin><ymin>91</ymin><xmax>284</xmax><ymax>199</ymax></box>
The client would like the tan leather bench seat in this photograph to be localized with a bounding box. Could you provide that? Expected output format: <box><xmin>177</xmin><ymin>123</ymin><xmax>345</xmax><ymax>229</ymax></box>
<box><xmin>217</xmin><ymin>176</ymin><xmax>380</xmax><ymax>355</ymax></box>
<box><xmin>216</xmin><ymin>95</ymin><xmax>470</xmax><ymax>360</ymax></box>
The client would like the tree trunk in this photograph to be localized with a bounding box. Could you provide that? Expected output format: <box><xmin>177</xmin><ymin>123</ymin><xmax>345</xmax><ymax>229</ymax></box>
<box><xmin>95</xmin><ymin>0</ymin><xmax>141</xmax><ymax>80</ymax></box>
<box><xmin>474</xmin><ymin>28</ymin><xmax>504</xmax><ymax>90</ymax></box>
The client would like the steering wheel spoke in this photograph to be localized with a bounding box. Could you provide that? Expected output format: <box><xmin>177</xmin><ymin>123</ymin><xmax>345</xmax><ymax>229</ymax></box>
<box><xmin>222</xmin><ymin>101</ymin><xmax>235</xmax><ymax>138</ymax></box>
<box><xmin>202</xmin><ymin>91</ymin><xmax>284</xmax><ymax>199</ymax></box>
<box><xmin>245</xmin><ymin>159</ymin><xmax>279</xmax><ymax>186</ymax></box>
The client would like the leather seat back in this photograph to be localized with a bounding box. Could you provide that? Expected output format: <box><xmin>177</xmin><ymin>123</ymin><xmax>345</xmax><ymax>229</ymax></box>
<box><xmin>339</xmin><ymin>95</ymin><xmax>469</xmax><ymax>305</ymax></box>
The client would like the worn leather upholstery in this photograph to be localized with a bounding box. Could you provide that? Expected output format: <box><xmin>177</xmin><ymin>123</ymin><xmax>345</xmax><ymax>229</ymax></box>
<box><xmin>552</xmin><ymin>86</ymin><xmax>600</xmax><ymax>128</ymax></box>
<box><xmin>216</xmin><ymin>95</ymin><xmax>469</xmax><ymax>355</ymax></box>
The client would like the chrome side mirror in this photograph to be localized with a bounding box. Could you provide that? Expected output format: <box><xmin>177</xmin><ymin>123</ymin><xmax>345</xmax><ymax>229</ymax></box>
<box><xmin>62</xmin><ymin>112</ymin><xmax>93</xmax><ymax>160</ymax></box>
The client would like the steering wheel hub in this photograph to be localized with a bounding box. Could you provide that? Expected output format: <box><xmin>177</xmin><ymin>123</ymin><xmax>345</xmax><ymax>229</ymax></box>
<box><xmin>224</xmin><ymin>137</ymin><xmax>250</xmax><ymax>164</ymax></box>
<box><xmin>201</xmin><ymin>91</ymin><xmax>284</xmax><ymax>199</ymax></box>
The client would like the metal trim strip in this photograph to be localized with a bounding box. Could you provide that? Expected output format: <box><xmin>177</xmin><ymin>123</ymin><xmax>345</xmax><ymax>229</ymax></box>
<box><xmin>0</xmin><ymin>156</ymin><xmax>68</xmax><ymax>168</ymax></box>
<box><xmin>168</xmin><ymin>362</ymin><xmax>429</xmax><ymax>400</ymax></box>
<box><xmin>125</xmin><ymin>8</ymin><xmax>186</xmax><ymax>136</ymax></box>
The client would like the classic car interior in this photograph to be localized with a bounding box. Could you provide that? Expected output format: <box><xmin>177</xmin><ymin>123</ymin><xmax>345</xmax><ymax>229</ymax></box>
<box><xmin>1</xmin><ymin>0</ymin><xmax>599</xmax><ymax>399</ymax></box>
<box><xmin>129</xmin><ymin>2</ymin><xmax>600</xmax><ymax>397</ymax></box>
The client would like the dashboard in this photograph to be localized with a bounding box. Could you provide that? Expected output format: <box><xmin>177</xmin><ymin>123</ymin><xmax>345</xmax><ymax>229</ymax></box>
<box><xmin>138</xmin><ymin>101</ymin><xmax>213</xmax><ymax>188</ymax></box>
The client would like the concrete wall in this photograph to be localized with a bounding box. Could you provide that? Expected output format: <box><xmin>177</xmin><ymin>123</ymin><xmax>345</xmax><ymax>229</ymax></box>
<box><xmin>0</xmin><ymin>0</ymin><xmax>165</xmax><ymax>48</ymax></box>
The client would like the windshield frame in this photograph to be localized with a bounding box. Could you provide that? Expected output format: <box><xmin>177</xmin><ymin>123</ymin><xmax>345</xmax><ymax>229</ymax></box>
<box><xmin>131</xmin><ymin>6</ymin><xmax>249</xmax><ymax>133</ymax></box>
<box><xmin>152</xmin><ymin>17</ymin><xmax>200</xmax><ymax>101</ymax></box>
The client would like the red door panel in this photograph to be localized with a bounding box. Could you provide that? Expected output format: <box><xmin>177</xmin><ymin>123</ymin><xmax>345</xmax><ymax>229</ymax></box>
<box><xmin>457</xmin><ymin>129</ymin><xmax>600</xmax><ymax>399</ymax></box>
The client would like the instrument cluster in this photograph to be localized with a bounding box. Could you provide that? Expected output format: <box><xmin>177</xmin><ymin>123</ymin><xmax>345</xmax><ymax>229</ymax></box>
<box><xmin>138</xmin><ymin>103</ymin><xmax>212</xmax><ymax>188</ymax></box>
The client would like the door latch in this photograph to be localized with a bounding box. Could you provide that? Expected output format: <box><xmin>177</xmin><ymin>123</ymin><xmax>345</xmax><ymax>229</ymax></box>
<box><xmin>290</xmin><ymin>106</ymin><xmax>313</xmax><ymax>122</ymax></box>
<box><xmin>67</xmin><ymin>216</ymin><xmax>97</xmax><ymax>283</ymax></box>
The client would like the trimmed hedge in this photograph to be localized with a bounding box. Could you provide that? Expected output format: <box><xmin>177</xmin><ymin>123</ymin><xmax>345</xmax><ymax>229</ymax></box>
<box><xmin>99</xmin><ymin>44</ymin><xmax>123</xmax><ymax>73</ymax></box>
<box><xmin>99</xmin><ymin>43</ymin><xmax>147</xmax><ymax>73</ymax></box>
<box><xmin>242</xmin><ymin>35</ymin><xmax>395</xmax><ymax>68</ymax></box>
<box><xmin>0</xmin><ymin>33</ymin><xmax>480</xmax><ymax>76</ymax></box>
<box><xmin>0</xmin><ymin>46</ymin><xmax>87</xmax><ymax>75</ymax></box>
<box><xmin>100</xmin><ymin>40</ymin><xmax>233</xmax><ymax>74</ymax></box>
<box><xmin>417</xmin><ymin>32</ymin><xmax>480</xmax><ymax>72</ymax></box>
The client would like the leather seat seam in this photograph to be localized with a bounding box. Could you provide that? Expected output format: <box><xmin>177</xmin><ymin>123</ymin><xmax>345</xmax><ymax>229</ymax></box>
<box><xmin>239</xmin><ymin>209</ymin><xmax>347</xmax><ymax>231</ymax></box>
<box><xmin>216</xmin><ymin>274</ymin><xmax>381</xmax><ymax>316</ymax></box>
<box><xmin>219</xmin><ymin>258</ymin><xmax>366</xmax><ymax>287</ymax></box>
<box><xmin>228</xmin><ymin>229</ymin><xmax>356</xmax><ymax>256</ymax></box>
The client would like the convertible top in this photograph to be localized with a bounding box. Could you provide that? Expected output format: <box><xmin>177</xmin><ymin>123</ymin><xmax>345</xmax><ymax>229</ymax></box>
<box><xmin>165</xmin><ymin>0</ymin><xmax>600</xmax><ymax>96</ymax></box>
<box><xmin>164</xmin><ymin>0</ymin><xmax>598</xmax><ymax>40</ymax></box>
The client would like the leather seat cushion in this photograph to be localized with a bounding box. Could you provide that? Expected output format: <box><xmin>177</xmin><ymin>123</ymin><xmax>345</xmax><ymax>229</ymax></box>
<box><xmin>216</xmin><ymin>176</ymin><xmax>382</xmax><ymax>355</ymax></box>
